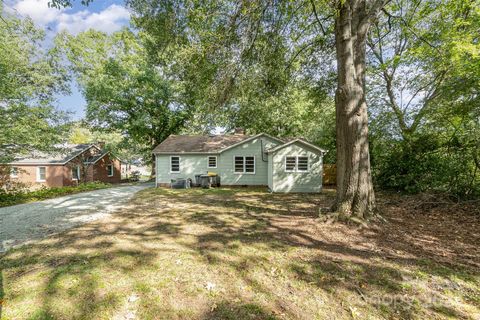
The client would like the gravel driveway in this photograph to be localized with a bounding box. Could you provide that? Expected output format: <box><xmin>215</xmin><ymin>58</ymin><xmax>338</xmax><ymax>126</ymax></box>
<box><xmin>0</xmin><ymin>183</ymin><xmax>153</xmax><ymax>252</ymax></box>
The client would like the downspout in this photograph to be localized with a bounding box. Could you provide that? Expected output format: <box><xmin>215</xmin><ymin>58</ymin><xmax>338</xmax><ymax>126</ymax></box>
<box><xmin>260</xmin><ymin>139</ymin><xmax>268</xmax><ymax>162</ymax></box>
<box><xmin>261</xmin><ymin>139</ymin><xmax>274</xmax><ymax>192</ymax></box>
<box><xmin>154</xmin><ymin>153</ymin><xmax>158</xmax><ymax>187</ymax></box>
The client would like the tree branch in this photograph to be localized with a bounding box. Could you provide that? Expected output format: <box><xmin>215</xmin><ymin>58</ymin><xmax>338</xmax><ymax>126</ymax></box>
<box><xmin>285</xmin><ymin>37</ymin><xmax>323</xmax><ymax>71</ymax></box>
<box><xmin>381</xmin><ymin>7</ymin><xmax>439</xmax><ymax>51</ymax></box>
<box><xmin>310</xmin><ymin>0</ymin><xmax>326</xmax><ymax>35</ymax></box>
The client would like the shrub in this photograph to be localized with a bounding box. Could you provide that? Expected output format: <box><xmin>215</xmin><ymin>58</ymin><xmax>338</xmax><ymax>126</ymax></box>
<box><xmin>373</xmin><ymin>135</ymin><xmax>480</xmax><ymax>199</ymax></box>
<box><xmin>0</xmin><ymin>182</ymin><xmax>111</xmax><ymax>207</ymax></box>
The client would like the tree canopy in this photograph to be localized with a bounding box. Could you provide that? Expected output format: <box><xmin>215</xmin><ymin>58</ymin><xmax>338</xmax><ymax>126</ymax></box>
<box><xmin>57</xmin><ymin>29</ymin><xmax>193</xmax><ymax>168</ymax></box>
<box><xmin>29</xmin><ymin>0</ymin><xmax>480</xmax><ymax>200</ymax></box>
<box><xmin>0</xmin><ymin>5</ymin><xmax>70</xmax><ymax>162</ymax></box>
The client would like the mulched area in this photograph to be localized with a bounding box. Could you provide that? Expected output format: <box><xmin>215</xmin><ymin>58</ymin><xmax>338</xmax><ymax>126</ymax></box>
<box><xmin>375</xmin><ymin>193</ymin><xmax>480</xmax><ymax>269</ymax></box>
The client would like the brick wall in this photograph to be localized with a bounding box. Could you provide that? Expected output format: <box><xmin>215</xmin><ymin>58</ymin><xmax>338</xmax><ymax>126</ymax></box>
<box><xmin>5</xmin><ymin>150</ymin><xmax>123</xmax><ymax>189</ymax></box>
<box><xmin>92</xmin><ymin>154</ymin><xmax>122</xmax><ymax>184</ymax></box>
<box><xmin>6</xmin><ymin>165</ymin><xmax>66</xmax><ymax>188</ymax></box>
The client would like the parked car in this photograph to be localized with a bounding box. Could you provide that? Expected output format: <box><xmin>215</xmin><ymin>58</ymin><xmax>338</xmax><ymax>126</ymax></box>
<box><xmin>130</xmin><ymin>171</ymin><xmax>141</xmax><ymax>182</ymax></box>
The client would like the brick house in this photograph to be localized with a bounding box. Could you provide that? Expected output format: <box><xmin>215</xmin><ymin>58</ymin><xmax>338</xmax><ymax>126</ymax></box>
<box><xmin>4</xmin><ymin>144</ymin><xmax>122</xmax><ymax>188</ymax></box>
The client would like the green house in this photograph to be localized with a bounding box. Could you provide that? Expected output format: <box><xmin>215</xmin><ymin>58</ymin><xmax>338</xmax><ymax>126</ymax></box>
<box><xmin>153</xmin><ymin>132</ymin><xmax>326</xmax><ymax>192</ymax></box>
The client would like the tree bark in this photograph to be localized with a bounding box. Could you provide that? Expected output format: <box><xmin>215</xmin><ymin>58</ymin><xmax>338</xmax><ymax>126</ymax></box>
<box><xmin>333</xmin><ymin>0</ymin><xmax>380</xmax><ymax>218</ymax></box>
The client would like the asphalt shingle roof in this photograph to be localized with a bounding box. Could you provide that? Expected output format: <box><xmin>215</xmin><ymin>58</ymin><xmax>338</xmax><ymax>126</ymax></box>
<box><xmin>9</xmin><ymin>144</ymin><xmax>98</xmax><ymax>165</ymax></box>
<box><xmin>152</xmin><ymin>135</ymin><xmax>253</xmax><ymax>153</ymax></box>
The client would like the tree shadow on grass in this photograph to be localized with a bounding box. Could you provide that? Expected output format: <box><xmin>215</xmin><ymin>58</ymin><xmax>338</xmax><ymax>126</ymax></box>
<box><xmin>0</xmin><ymin>187</ymin><xmax>479</xmax><ymax>319</ymax></box>
<box><xmin>157</xmin><ymin>188</ymin><xmax>480</xmax><ymax>318</ymax></box>
<box><xmin>0</xmin><ymin>203</ymin><xmax>183</xmax><ymax>320</ymax></box>
<box><xmin>203</xmin><ymin>301</ymin><xmax>278</xmax><ymax>320</ymax></box>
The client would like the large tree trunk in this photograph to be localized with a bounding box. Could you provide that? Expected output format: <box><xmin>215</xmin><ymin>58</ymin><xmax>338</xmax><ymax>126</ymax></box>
<box><xmin>333</xmin><ymin>0</ymin><xmax>379</xmax><ymax>218</ymax></box>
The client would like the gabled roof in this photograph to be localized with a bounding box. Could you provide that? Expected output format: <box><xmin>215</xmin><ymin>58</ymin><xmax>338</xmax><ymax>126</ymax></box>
<box><xmin>152</xmin><ymin>133</ymin><xmax>326</xmax><ymax>155</ymax></box>
<box><xmin>266</xmin><ymin>138</ymin><xmax>327</xmax><ymax>154</ymax></box>
<box><xmin>219</xmin><ymin>133</ymin><xmax>285</xmax><ymax>152</ymax></box>
<box><xmin>84</xmin><ymin>151</ymin><xmax>110</xmax><ymax>164</ymax></box>
<box><xmin>8</xmin><ymin>144</ymin><xmax>101</xmax><ymax>165</ymax></box>
<box><xmin>153</xmin><ymin>134</ymin><xmax>254</xmax><ymax>154</ymax></box>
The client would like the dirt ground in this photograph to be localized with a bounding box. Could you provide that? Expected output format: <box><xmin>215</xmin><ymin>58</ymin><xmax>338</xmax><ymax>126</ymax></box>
<box><xmin>0</xmin><ymin>187</ymin><xmax>479</xmax><ymax>320</ymax></box>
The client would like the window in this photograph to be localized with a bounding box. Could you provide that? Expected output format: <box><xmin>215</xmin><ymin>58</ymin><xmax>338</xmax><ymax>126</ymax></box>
<box><xmin>284</xmin><ymin>156</ymin><xmax>309</xmax><ymax>172</ymax></box>
<box><xmin>107</xmin><ymin>164</ymin><xmax>114</xmax><ymax>177</ymax></box>
<box><xmin>245</xmin><ymin>156</ymin><xmax>255</xmax><ymax>173</ymax></box>
<box><xmin>10</xmin><ymin>167</ymin><xmax>18</xmax><ymax>178</ymax></box>
<box><xmin>72</xmin><ymin>166</ymin><xmax>80</xmax><ymax>180</ymax></box>
<box><xmin>170</xmin><ymin>156</ymin><xmax>180</xmax><ymax>173</ymax></box>
<box><xmin>234</xmin><ymin>156</ymin><xmax>255</xmax><ymax>174</ymax></box>
<box><xmin>208</xmin><ymin>156</ymin><xmax>217</xmax><ymax>168</ymax></box>
<box><xmin>37</xmin><ymin>166</ymin><xmax>46</xmax><ymax>182</ymax></box>
<box><xmin>285</xmin><ymin>157</ymin><xmax>296</xmax><ymax>172</ymax></box>
<box><xmin>297</xmin><ymin>156</ymin><xmax>309</xmax><ymax>172</ymax></box>
<box><xmin>234</xmin><ymin>156</ymin><xmax>244</xmax><ymax>173</ymax></box>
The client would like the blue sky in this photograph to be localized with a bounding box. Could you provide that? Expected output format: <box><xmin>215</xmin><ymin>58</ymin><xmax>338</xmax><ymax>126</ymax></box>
<box><xmin>5</xmin><ymin>0</ymin><xmax>131</xmax><ymax>120</ymax></box>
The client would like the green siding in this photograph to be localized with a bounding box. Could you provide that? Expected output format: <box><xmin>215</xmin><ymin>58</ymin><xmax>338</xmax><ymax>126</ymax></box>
<box><xmin>155</xmin><ymin>136</ymin><xmax>281</xmax><ymax>186</ymax></box>
<box><xmin>156</xmin><ymin>154</ymin><xmax>214</xmax><ymax>183</ymax></box>
<box><xmin>267</xmin><ymin>153</ymin><xmax>273</xmax><ymax>190</ymax></box>
<box><xmin>217</xmin><ymin>136</ymin><xmax>279</xmax><ymax>185</ymax></box>
<box><xmin>271</xmin><ymin>143</ymin><xmax>323</xmax><ymax>193</ymax></box>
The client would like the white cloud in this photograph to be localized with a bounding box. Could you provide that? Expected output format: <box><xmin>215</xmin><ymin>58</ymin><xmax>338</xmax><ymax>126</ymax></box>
<box><xmin>13</xmin><ymin>0</ymin><xmax>130</xmax><ymax>34</ymax></box>
<box><xmin>14</xmin><ymin>0</ymin><xmax>64</xmax><ymax>26</ymax></box>
<box><xmin>56</xmin><ymin>5</ymin><xmax>130</xmax><ymax>34</ymax></box>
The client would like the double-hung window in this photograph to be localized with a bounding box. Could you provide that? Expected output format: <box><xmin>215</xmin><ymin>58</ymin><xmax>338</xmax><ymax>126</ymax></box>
<box><xmin>72</xmin><ymin>166</ymin><xmax>80</xmax><ymax>180</ymax></box>
<box><xmin>234</xmin><ymin>156</ymin><xmax>255</xmax><ymax>174</ymax></box>
<box><xmin>285</xmin><ymin>157</ymin><xmax>296</xmax><ymax>172</ymax></box>
<box><xmin>10</xmin><ymin>167</ymin><xmax>18</xmax><ymax>178</ymax></box>
<box><xmin>106</xmin><ymin>164</ymin><xmax>114</xmax><ymax>177</ymax></box>
<box><xmin>170</xmin><ymin>156</ymin><xmax>180</xmax><ymax>173</ymax></box>
<box><xmin>284</xmin><ymin>156</ymin><xmax>309</xmax><ymax>172</ymax></box>
<box><xmin>208</xmin><ymin>156</ymin><xmax>217</xmax><ymax>168</ymax></box>
<box><xmin>37</xmin><ymin>166</ymin><xmax>46</xmax><ymax>182</ymax></box>
<box><xmin>297</xmin><ymin>157</ymin><xmax>309</xmax><ymax>172</ymax></box>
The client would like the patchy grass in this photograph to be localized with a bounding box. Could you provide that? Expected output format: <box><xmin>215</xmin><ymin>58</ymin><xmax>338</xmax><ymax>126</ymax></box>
<box><xmin>0</xmin><ymin>187</ymin><xmax>479</xmax><ymax>319</ymax></box>
<box><xmin>0</xmin><ymin>182</ymin><xmax>113</xmax><ymax>207</ymax></box>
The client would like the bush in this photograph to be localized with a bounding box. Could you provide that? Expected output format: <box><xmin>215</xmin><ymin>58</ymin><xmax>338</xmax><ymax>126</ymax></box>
<box><xmin>0</xmin><ymin>182</ymin><xmax>111</xmax><ymax>207</ymax></box>
<box><xmin>373</xmin><ymin>135</ymin><xmax>480</xmax><ymax>199</ymax></box>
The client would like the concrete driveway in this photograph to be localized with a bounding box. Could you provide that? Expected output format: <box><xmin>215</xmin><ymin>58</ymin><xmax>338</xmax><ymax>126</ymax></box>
<box><xmin>0</xmin><ymin>183</ymin><xmax>153</xmax><ymax>252</ymax></box>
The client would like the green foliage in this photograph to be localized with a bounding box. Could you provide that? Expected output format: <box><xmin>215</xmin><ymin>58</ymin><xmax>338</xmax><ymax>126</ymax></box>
<box><xmin>68</xmin><ymin>123</ymin><xmax>142</xmax><ymax>163</ymax></box>
<box><xmin>368</xmin><ymin>0</ymin><xmax>480</xmax><ymax>198</ymax></box>
<box><xmin>48</xmin><ymin>0</ymin><xmax>93</xmax><ymax>9</ymax></box>
<box><xmin>0</xmin><ymin>181</ymin><xmax>111</xmax><ymax>207</ymax></box>
<box><xmin>0</xmin><ymin>7</ymin><xmax>70</xmax><ymax>162</ymax></box>
<box><xmin>127</xmin><ymin>0</ymin><xmax>336</xmax><ymax>156</ymax></box>
<box><xmin>49</xmin><ymin>0</ymin><xmax>479</xmax><ymax>197</ymax></box>
<box><xmin>57</xmin><ymin>29</ymin><xmax>193</xmax><ymax>164</ymax></box>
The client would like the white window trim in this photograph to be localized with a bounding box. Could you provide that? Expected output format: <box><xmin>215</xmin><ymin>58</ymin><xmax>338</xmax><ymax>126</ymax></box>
<box><xmin>233</xmin><ymin>155</ymin><xmax>256</xmax><ymax>174</ymax></box>
<box><xmin>72</xmin><ymin>166</ymin><xmax>80</xmax><ymax>180</ymax></box>
<box><xmin>37</xmin><ymin>166</ymin><xmax>46</xmax><ymax>182</ymax></box>
<box><xmin>10</xmin><ymin>167</ymin><xmax>18</xmax><ymax>178</ymax></box>
<box><xmin>285</xmin><ymin>156</ymin><xmax>297</xmax><ymax>173</ymax></box>
<box><xmin>284</xmin><ymin>156</ymin><xmax>309</xmax><ymax>173</ymax></box>
<box><xmin>107</xmin><ymin>164</ymin><xmax>114</xmax><ymax>177</ymax></box>
<box><xmin>207</xmin><ymin>156</ymin><xmax>217</xmax><ymax>169</ymax></box>
<box><xmin>297</xmin><ymin>156</ymin><xmax>309</xmax><ymax>172</ymax></box>
<box><xmin>170</xmin><ymin>156</ymin><xmax>181</xmax><ymax>173</ymax></box>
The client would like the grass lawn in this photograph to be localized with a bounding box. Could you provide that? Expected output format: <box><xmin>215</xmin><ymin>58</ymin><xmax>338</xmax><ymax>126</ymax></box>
<box><xmin>0</xmin><ymin>187</ymin><xmax>479</xmax><ymax>319</ymax></box>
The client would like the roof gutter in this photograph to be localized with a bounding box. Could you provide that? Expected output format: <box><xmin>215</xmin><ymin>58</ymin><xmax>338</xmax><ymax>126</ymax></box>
<box><xmin>6</xmin><ymin>145</ymin><xmax>107</xmax><ymax>166</ymax></box>
<box><xmin>266</xmin><ymin>139</ymin><xmax>327</xmax><ymax>154</ymax></box>
<box><xmin>152</xmin><ymin>133</ymin><xmax>286</xmax><ymax>155</ymax></box>
<box><xmin>152</xmin><ymin>151</ymin><xmax>221</xmax><ymax>155</ymax></box>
